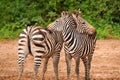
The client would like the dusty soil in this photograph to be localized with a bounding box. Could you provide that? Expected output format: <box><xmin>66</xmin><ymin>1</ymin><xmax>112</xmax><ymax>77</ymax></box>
<box><xmin>0</xmin><ymin>40</ymin><xmax>120</xmax><ymax>80</ymax></box>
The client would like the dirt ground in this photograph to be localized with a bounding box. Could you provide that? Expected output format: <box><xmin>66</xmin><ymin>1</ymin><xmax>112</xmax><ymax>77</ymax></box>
<box><xmin>0</xmin><ymin>40</ymin><xmax>120</xmax><ymax>80</ymax></box>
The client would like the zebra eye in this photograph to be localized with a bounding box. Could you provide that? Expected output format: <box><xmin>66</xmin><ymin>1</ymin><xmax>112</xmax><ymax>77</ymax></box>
<box><xmin>82</xmin><ymin>22</ymin><xmax>85</xmax><ymax>24</ymax></box>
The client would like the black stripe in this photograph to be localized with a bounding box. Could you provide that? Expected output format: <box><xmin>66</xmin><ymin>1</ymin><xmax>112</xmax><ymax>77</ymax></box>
<box><xmin>45</xmin><ymin>41</ymin><xmax>50</xmax><ymax>51</ymax></box>
<box><xmin>46</xmin><ymin>38</ymin><xmax>52</xmax><ymax>51</ymax></box>
<box><xmin>18</xmin><ymin>56</ymin><xmax>22</xmax><ymax>58</ymax></box>
<box><xmin>64</xmin><ymin>30</ymin><xmax>69</xmax><ymax>39</ymax></box>
<box><xmin>85</xmin><ymin>42</ymin><xmax>88</xmax><ymax>55</ymax></box>
<box><xmin>35</xmin><ymin>50</ymin><xmax>45</xmax><ymax>53</ymax></box>
<box><xmin>18</xmin><ymin>48</ymin><xmax>23</xmax><ymax>50</ymax></box>
<box><xmin>36</xmin><ymin>62</ymin><xmax>41</xmax><ymax>64</ymax></box>
<box><xmin>21</xmin><ymin>31</ymin><xmax>27</xmax><ymax>35</ymax></box>
<box><xmin>69</xmin><ymin>36</ymin><xmax>74</xmax><ymax>47</ymax></box>
<box><xmin>32</xmin><ymin>31</ymin><xmax>40</xmax><ymax>36</ymax></box>
<box><xmin>32</xmin><ymin>27</ymin><xmax>39</xmax><ymax>32</ymax></box>
<box><xmin>34</xmin><ymin>43</ymin><xmax>45</xmax><ymax>48</ymax></box>
<box><xmin>66</xmin><ymin>33</ymin><xmax>71</xmax><ymax>41</ymax></box>
<box><xmin>35</xmin><ymin>59</ymin><xmax>41</xmax><ymax>62</ymax></box>
<box><xmin>28</xmin><ymin>36</ymin><xmax>32</xmax><ymax>55</ymax></box>
<box><xmin>20</xmin><ymin>40</ymin><xmax>26</xmax><ymax>42</ymax></box>
<box><xmin>18</xmin><ymin>52</ymin><xmax>23</xmax><ymax>55</ymax></box>
<box><xmin>26</xmin><ymin>26</ymin><xmax>29</xmax><ymax>32</ymax></box>
<box><xmin>70</xmin><ymin>38</ymin><xmax>77</xmax><ymax>51</ymax></box>
<box><xmin>18</xmin><ymin>43</ymin><xmax>25</xmax><ymax>46</ymax></box>
<box><xmin>82</xmin><ymin>39</ymin><xmax>87</xmax><ymax>57</ymax></box>
<box><xmin>33</xmin><ymin>38</ymin><xmax>44</xmax><ymax>41</ymax></box>
<box><xmin>35</xmin><ymin>63</ymin><xmax>41</xmax><ymax>66</ymax></box>
<box><xmin>35</xmin><ymin>56</ymin><xmax>41</xmax><ymax>58</ymax></box>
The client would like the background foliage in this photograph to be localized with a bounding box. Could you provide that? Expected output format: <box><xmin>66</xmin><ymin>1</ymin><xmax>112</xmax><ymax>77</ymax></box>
<box><xmin>0</xmin><ymin>0</ymin><xmax>120</xmax><ymax>40</ymax></box>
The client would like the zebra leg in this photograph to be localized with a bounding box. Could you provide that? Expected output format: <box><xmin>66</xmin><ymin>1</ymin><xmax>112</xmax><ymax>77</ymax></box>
<box><xmin>87</xmin><ymin>54</ymin><xmax>93</xmax><ymax>79</ymax></box>
<box><xmin>34</xmin><ymin>56</ymin><xmax>42</xmax><ymax>80</ymax></box>
<box><xmin>88</xmin><ymin>54</ymin><xmax>93</xmax><ymax>71</ymax></box>
<box><xmin>41</xmin><ymin>58</ymin><xmax>49</xmax><ymax>80</ymax></box>
<box><xmin>52</xmin><ymin>53</ymin><xmax>60</xmax><ymax>80</ymax></box>
<box><xmin>65</xmin><ymin>54</ymin><xmax>72</xmax><ymax>80</ymax></box>
<box><xmin>18</xmin><ymin>55</ymin><xmax>25</xmax><ymax>80</ymax></box>
<box><xmin>74</xmin><ymin>56</ymin><xmax>80</xmax><ymax>80</ymax></box>
<box><xmin>18</xmin><ymin>49</ymin><xmax>28</xmax><ymax>80</ymax></box>
<box><xmin>82</xmin><ymin>57</ymin><xmax>90</xmax><ymax>80</ymax></box>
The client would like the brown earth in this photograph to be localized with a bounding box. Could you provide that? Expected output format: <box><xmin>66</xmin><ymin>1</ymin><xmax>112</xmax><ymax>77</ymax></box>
<box><xmin>0</xmin><ymin>40</ymin><xmax>120</xmax><ymax>80</ymax></box>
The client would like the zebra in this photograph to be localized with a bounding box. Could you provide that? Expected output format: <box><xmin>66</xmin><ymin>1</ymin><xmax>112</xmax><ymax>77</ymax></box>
<box><xmin>48</xmin><ymin>11</ymin><xmax>97</xmax><ymax>80</ymax></box>
<box><xmin>18</xmin><ymin>26</ymin><xmax>63</xmax><ymax>80</ymax></box>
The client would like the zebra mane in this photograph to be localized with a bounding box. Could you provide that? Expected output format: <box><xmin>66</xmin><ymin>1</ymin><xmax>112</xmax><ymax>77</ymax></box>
<box><xmin>61</xmin><ymin>11</ymin><xmax>68</xmax><ymax>17</ymax></box>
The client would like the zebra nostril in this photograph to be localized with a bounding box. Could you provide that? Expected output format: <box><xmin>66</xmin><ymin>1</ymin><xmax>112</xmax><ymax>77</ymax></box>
<box><xmin>82</xmin><ymin>22</ymin><xmax>85</xmax><ymax>24</ymax></box>
<box><xmin>91</xmin><ymin>27</ymin><xmax>95</xmax><ymax>32</ymax></box>
<box><xmin>88</xmin><ymin>27</ymin><xmax>96</xmax><ymax>35</ymax></box>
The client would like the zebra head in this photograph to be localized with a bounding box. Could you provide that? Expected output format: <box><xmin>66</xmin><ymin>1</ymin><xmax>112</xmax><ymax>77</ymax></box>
<box><xmin>47</xmin><ymin>11</ymin><xmax>77</xmax><ymax>32</ymax></box>
<box><xmin>71</xmin><ymin>10</ymin><xmax>96</xmax><ymax>35</ymax></box>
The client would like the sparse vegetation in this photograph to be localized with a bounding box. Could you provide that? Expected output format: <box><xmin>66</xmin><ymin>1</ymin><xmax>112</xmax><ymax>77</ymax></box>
<box><xmin>0</xmin><ymin>0</ymin><xmax>120</xmax><ymax>40</ymax></box>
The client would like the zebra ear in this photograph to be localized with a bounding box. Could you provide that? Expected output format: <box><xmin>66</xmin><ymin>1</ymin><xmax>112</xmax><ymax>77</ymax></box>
<box><xmin>61</xmin><ymin>11</ymin><xmax>68</xmax><ymax>17</ymax></box>
<box><xmin>78</xmin><ymin>9</ymin><xmax>81</xmax><ymax>14</ymax></box>
<box><xmin>75</xmin><ymin>10</ymin><xmax>81</xmax><ymax>17</ymax></box>
<box><xmin>71</xmin><ymin>10</ymin><xmax>81</xmax><ymax>18</ymax></box>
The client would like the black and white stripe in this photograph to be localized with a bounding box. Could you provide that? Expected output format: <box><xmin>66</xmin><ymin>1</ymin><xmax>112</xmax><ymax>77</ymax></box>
<box><xmin>48</xmin><ymin>11</ymin><xmax>96</xmax><ymax>80</ymax></box>
<box><xmin>18</xmin><ymin>26</ymin><xmax>63</xmax><ymax>80</ymax></box>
